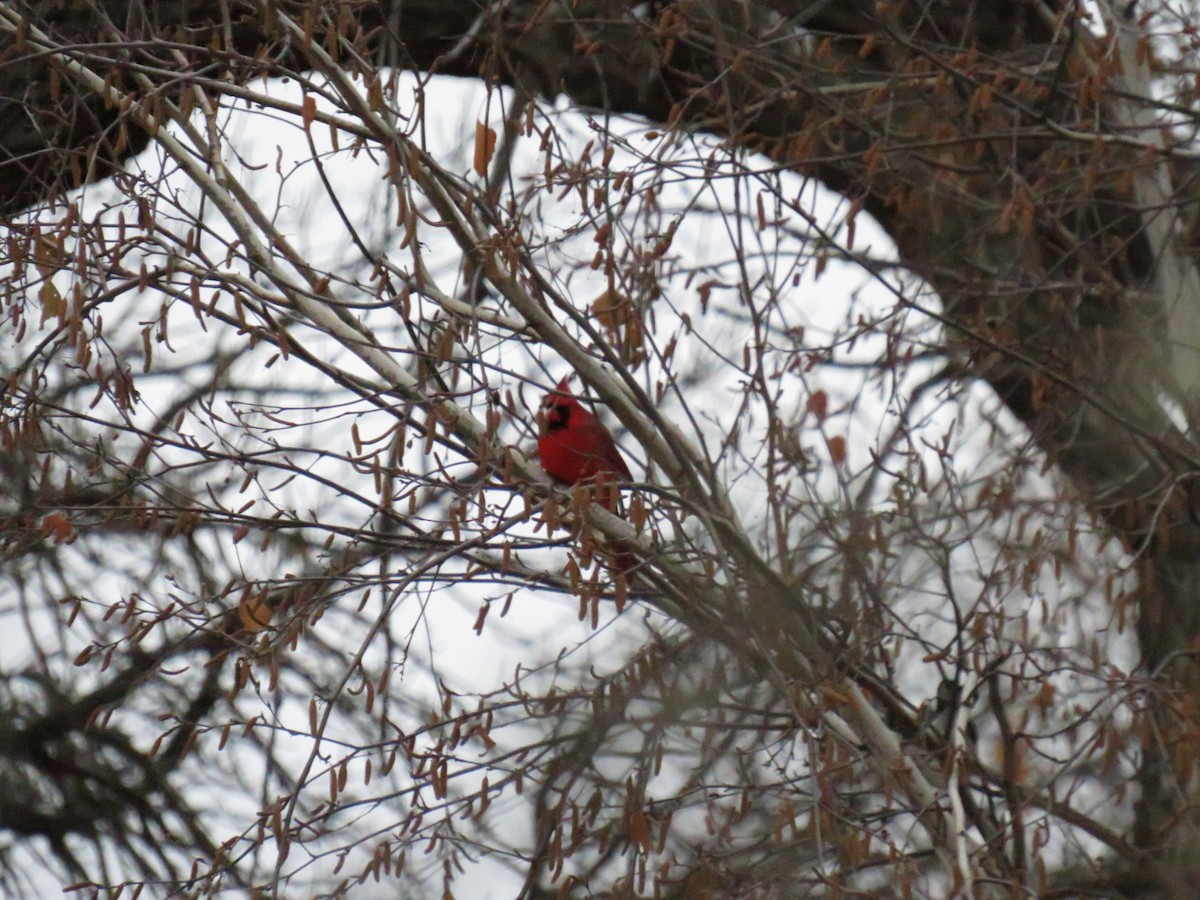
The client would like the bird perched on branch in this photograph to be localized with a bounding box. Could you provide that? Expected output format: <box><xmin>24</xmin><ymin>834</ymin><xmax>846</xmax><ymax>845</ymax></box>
<box><xmin>537</xmin><ymin>377</ymin><xmax>636</xmax><ymax>578</ymax></box>
<box><xmin>537</xmin><ymin>377</ymin><xmax>632</xmax><ymax>490</ymax></box>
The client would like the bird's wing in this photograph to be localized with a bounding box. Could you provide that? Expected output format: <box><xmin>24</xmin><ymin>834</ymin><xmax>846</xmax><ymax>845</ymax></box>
<box><xmin>589</xmin><ymin>422</ymin><xmax>632</xmax><ymax>480</ymax></box>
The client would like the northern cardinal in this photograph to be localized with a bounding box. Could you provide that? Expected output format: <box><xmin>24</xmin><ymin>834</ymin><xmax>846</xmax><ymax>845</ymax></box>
<box><xmin>538</xmin><ymin>378</ymin><xmax>637</xmax><ymax>579</ymax></box>
<box><xmin>538</xmin><ymin>378</ymin><xmax>632</xmax><ymax>489</ymax></box>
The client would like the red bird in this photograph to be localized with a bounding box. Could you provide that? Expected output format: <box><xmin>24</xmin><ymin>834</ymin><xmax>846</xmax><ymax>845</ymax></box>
<box><xmin>538</xmin><ymin>378</ymin><xmax>632</xmax><ymax>489</ymax></box>
<box><xmin>538</xmin><ymin>378</ymin><xmax>637</xmax><ymax>578</ymax></box>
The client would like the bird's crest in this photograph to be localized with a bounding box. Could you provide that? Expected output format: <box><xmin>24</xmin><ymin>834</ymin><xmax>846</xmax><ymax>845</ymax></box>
<box><xmin>544</xmin><ymin>377</ymin><xmax>578</xmax><ymax>407</ymax></box>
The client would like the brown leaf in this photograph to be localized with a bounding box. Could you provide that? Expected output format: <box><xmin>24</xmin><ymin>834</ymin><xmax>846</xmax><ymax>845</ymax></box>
<box><xmin>38</xmin><ymin>281</ymin><xmax>65</xmax><ymax>324</ymax></box>
<box><xmin>473</xmin><ymin>121</ymin><xmax>497</xmax><ymax>177</ymax></box>
<box><xmin>591</xmin><ymin>288</ymin><xmax>629</xmax><ymax>331</ymax></box>
<box><xmin>827</xmin><ymin>435</ymin><xmax>847</xmax><ymax>465</ymax></box>
<box><xmin>806</xmin><ymin>390</ymin><xmax>828</xmax><ymax>423</ymax></box>
<box><xmin>627</xmin><ymin>809</ymin><xmax>652</xmax><ymax>853</ymax></box>
<box><xmin>40</xmin><ymin>512</ymin><xmax>75</xmax><ymax>544</ymax></box>
<box><xmin>237</xmin><ymin>597</ymin><xmax>273</xmax><ymax>633</ymax></box>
